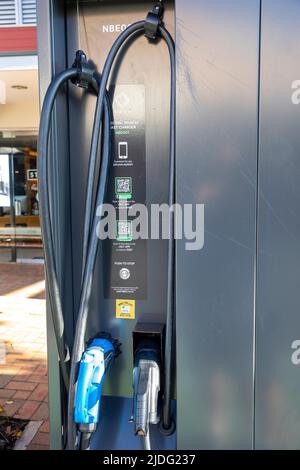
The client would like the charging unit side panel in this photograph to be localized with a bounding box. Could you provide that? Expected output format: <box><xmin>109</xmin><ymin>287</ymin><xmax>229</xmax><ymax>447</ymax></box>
<box><xmin>37</xmin><ymin>0</ymin><xmax>75</xmax><ymax>450</ymax></box>
<box><xmin>255</xmin><ymin>0</ymin><xmax>300</xmax><ymax>450</ymax></box>
<box><xmin>66</xmin><ymin>0</ymin><xmax>175</xmax><ymax>400</ymax></box>
<box><xmin>175</xmin><ymin>0</ymin><xmax>260</xmax><ymax>449</ymax></box>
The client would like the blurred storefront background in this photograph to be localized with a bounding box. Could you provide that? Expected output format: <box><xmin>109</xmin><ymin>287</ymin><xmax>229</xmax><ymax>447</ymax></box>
<box><xmin>0</xmin><ymin>1</ymin><xmax>41</xmax><ymax>263</ymax></box>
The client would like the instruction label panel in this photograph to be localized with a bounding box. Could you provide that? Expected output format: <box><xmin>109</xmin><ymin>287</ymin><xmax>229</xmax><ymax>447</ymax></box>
<box><xmin>103</xmin><ymin>84</ymin><xmax>147</xmax><ymax>300</ymax></box>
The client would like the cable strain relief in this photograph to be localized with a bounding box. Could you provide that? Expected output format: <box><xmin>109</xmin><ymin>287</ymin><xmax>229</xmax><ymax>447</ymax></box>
<box><xmin>88</xmin><ymin>331</ymin><xmax>122</xmax><ymax>357</ymax></box>
<box><xmin>79</xmin><ymin>423</ymin><xmax>97</xmax><ymax>433</ymax></box>
<box><xmin>159</xmin><ymin>418</ymin><xmax>176</xmax><ymax>436</ymax></box>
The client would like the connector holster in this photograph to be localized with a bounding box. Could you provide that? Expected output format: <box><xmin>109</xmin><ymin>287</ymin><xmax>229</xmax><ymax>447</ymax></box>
<box><xmin>145</xmin><ymin>2</ymin><xmax>164</xmax><ymax>40</ymax></box>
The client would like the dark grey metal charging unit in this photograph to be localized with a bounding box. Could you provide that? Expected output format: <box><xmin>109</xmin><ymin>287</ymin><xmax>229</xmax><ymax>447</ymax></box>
<box><xmin>37</xmin><ymin>0</ymin><xmax>300</xmax><ymax>449</ymax></box>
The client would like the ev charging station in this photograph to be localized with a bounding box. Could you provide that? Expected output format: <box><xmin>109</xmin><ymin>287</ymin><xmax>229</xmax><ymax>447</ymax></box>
<box><xmin>37</xmin><ymin>0</ymin><xmax>300</xmax><ymax>450</ymax></box>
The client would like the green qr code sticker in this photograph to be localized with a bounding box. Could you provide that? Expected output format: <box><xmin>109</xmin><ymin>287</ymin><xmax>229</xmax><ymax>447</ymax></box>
<box><xmin>115</xmin><ymin>177</ymin><xmax>132</xmax><ymax>199</ymax></box>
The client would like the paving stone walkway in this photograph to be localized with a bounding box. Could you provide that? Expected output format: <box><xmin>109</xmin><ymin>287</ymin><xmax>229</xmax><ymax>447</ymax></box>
<box><xmin>0</xmin><ymin>263</ymin><xmax>49</xmax><ymax>450</ymax></box>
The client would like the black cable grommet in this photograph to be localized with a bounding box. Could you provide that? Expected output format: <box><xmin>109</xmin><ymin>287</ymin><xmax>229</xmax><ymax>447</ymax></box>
<box><xmin>159</xmin><ymin>419</ymin><xmax>176</xmax><ymax>436</ymax></box>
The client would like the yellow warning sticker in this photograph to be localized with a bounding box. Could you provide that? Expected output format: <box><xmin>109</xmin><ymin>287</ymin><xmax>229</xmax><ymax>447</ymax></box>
<box><xmin>116</xmin><ymin>299</ymin><xmax>135</xmax><ymax>320</ymax></box>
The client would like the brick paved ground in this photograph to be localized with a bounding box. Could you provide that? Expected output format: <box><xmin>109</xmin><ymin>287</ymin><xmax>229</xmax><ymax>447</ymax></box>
<box><xmin>0</xmin><ymin>263</ymin><xmax>49</xmax><ymax>450</ymax></box>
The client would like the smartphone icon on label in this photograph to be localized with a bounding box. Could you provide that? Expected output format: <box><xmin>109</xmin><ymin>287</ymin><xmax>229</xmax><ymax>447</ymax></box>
<box><xmin>118</xmin><ymin>142</ymin><xmax>128</xmax><ymax>160</ymax></box>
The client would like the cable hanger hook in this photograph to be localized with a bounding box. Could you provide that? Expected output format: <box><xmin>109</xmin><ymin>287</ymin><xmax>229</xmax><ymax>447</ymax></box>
<box><xmin>145</xmin><ymin>1</ymin><xmax>165</xmax><ymax>40</ymax></box>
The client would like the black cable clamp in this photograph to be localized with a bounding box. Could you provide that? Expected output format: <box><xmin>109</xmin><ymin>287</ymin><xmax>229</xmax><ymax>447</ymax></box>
<box><xmin>145</xmin><ymin>1</ymin><xmax>164</xmax><ymax>40</ymax></box>
<box><xmin>71</xmin><ymin>50</ymin><xmax>99</xmax><ymax>93</ymax></box>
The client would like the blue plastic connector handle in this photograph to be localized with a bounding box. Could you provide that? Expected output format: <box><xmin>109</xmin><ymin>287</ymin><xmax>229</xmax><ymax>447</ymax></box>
<box><xmin>74</xmin><ymin>338</ymin><xmax>115</xmax><ymax>425</ymax></box>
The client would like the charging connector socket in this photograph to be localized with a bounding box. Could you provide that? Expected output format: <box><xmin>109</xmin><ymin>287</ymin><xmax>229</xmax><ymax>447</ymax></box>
<box><xmin>133</xmin><ymin>322</ymin><xmax>165</xmax><ymax>381</ymax></box>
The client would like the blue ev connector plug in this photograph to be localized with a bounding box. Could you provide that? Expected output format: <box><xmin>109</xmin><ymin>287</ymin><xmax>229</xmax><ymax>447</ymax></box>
<box><xmin>74</xmin><ymin>333</ymin><xmax>121</xmax><ymax>444</ymax></box>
